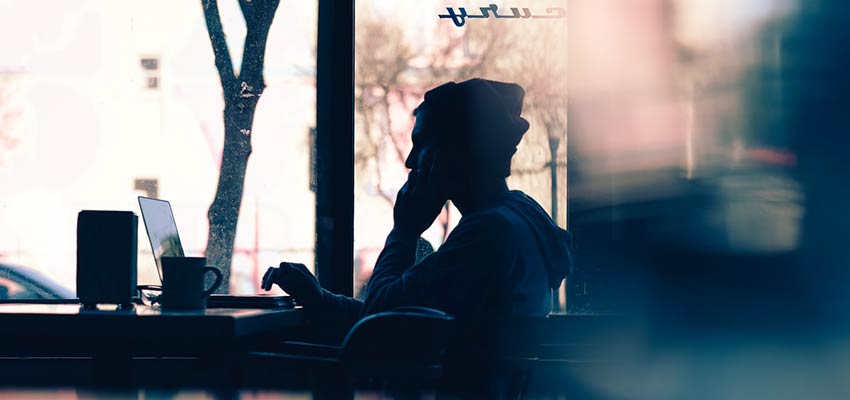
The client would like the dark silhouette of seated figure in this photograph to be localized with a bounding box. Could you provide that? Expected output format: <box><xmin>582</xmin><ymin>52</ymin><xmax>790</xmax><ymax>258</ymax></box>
<box><xmin>263</xmin><ymin>78</ymin><xmax>573</xmax><ymax>340</ymax></box>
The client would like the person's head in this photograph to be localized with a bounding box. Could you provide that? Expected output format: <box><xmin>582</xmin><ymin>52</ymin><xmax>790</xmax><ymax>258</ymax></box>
<box><xmin>406</xmin><ymin>78</ymin><xmax>530</xmax><ymax>202</ymax></box>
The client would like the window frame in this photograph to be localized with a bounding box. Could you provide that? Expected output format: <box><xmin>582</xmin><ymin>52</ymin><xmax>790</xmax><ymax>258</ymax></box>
<box><xmin>316</xmin><ymin>0</ymin><xmax>571</xmax><ymax>301</ymax></box>
<box><xmin>315</xmin><ymin>0</ymin><xmax>354</xmax><ymax>296</ymax></box>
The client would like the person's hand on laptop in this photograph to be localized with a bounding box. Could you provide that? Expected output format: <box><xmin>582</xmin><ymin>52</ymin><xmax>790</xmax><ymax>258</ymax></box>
<box><xmin>262</xmin><ymin>262</ymin><xmax>323</xmax><ymax>309</ymax></box>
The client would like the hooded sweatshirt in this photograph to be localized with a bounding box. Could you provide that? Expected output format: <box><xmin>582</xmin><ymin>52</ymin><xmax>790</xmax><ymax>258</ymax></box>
<box><xmin>312</xmin><ymin>190</ymin><xmax>573</xmax><ymax>341</ymax></box>
<box><xmin>362</xmin><ymin>190</ymin><xmax>572</xmax><ymax>316</ymax></box>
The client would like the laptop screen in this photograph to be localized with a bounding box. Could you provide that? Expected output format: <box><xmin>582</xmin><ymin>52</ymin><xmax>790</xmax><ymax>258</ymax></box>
<box><xmin>138</xmin><ymin>196</ymin><xmax>185</xmax><ymax>282</ymax></box>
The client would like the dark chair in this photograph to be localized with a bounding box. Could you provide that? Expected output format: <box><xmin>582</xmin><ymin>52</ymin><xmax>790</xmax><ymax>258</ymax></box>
<box><xmin>245</xmin><ymin>306</ymin><xmax>455</xmax><ymax>389</ymax></box>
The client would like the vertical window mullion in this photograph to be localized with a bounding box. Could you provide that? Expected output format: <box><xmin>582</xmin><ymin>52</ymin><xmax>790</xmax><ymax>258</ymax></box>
<box><xmin>315</xmin><ymin>0</ymin><xmax>354</xmax><ymax>296</ymax></box>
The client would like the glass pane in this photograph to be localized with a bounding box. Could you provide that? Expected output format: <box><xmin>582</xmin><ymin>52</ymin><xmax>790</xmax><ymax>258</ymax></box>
<box><xmin>566</xmin><ymin>0</ymin><xmax>807</xmax><ymax>314</ymax></box>
<box><xmin>353</xmin><ymin>1</ymin><xmax>568</xmax><ymax>299</ymax></box>
<box><xmin>0</xmin><ymin>0</ymin><xmax>317</xmax><ymax>297</ymax></box>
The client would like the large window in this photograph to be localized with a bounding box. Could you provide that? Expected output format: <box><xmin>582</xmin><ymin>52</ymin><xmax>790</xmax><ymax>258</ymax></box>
<box><xmin>353</xmin><ymin>1</ymin><xmax>569</xmax><ymax>304</ymax></box>
<box><xmin>2</xmin><ymin>0</ymin><xmax>822</xmax><ymax>317</ymax></box>
<box><xmin>0</xmin><ymin>0</ymin><xmax>317</xmax><ymax>295</ymax></box>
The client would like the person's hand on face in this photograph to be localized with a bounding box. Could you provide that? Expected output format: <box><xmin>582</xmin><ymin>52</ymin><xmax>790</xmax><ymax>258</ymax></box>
<box><xmin>261</xmin><ymin>262</ymin><xmax>323</xmax><ymax>309</ymax></box>
<box><xmin>393</xmin><ymin>148</ymin><xmax>449</xmax><ymax>238</ymax></box>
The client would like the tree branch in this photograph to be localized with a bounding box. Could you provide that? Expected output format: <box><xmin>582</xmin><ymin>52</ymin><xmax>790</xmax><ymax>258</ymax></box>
<box><xmin>239</xmin><ymin>0</ymin><xmax>280</xmax><ymax>95</ymax></box>
<box><xmin>380</xmin><ymin>89</ymin><xmax>409</xmax><ymax>165</ymax></box>
<box><xmin>202</xmin><ymin>0</ymin><xmax>238</xmax><ymax>97</ymax></box>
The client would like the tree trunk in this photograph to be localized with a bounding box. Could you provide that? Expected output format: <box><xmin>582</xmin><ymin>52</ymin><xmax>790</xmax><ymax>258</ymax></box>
<box><xmin>205</xmin><ymin>102</ymin><xmax>255</xmax><ymax>292</ymax></box>
<box><xmin>201</xmin><ymin>0</ymin><xmax>279</xmax><ymax>293</ymax></box>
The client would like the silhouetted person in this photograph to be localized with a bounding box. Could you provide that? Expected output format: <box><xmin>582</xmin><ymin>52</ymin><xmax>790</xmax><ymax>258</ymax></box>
<box><xmin>262</xmin><ymin>78</ymin><xmax>573</xmax><ymax>340</ymax></box>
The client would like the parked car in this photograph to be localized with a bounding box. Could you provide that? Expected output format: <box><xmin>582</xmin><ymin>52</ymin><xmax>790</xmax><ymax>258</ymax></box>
<box><xmin>0</xmin><ymin>263</ymin><xmax>75</xmax><ymax>301</ymax></box>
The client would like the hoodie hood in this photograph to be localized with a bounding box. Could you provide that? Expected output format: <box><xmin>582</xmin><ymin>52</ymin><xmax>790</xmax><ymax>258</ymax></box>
<box><xmin>502</xmin><ymin>190</ymin><xmax>574</xmax><ymax>289</ymax></box>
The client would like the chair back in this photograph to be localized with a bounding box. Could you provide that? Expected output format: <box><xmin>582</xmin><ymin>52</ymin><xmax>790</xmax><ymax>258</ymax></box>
<box><xmin>337</xmin><ymin>306</ymin><xmax>455</xmax><ymax>381</ymax></box>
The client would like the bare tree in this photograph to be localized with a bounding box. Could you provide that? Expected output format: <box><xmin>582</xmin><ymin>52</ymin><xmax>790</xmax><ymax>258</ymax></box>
<box><xmin>523</xmin><ymin>24</ymin><xmax>568</xmax><ymax>223</ymax></box>
<box><xmin>201</xmin><ymin>0</ymin><xmax>280</xmax><ymax>292</ymax></box>
<box><xmin>355</xmin><ymin>18</ymin><xmax>413</xmax><ymax>206</ymax></box>
<box><xmin>354</xmin><ymin>13</ymin><xmax>511</xmax><ymax>244</ymax></box>
<box><xmin>497</xmin><ymin>20</ymin><xmax>568</xmax><ymax>224</ymax></box>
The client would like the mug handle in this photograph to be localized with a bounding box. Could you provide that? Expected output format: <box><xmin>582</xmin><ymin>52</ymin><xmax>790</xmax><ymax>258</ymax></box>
<box><xmin>201</xmin><ymin>266</ymin><xmax>224</xmax><ymax>296</ymax></box>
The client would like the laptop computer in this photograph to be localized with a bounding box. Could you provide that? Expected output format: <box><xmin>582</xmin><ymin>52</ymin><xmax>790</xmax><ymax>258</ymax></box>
<box><xmin>137</xmin><ymin>196</ymin><xmax>293</xmax><ymax>309</ymax></box>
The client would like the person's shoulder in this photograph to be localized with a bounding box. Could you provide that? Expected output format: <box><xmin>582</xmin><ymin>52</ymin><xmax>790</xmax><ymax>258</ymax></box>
<box><xmin>457</xmin><ymin>207</ymin><xmax>513</xmax><ymax>232</ymax></box>
<box><xmin>486</xmin><ymin>190</ymin><xmax>534</xmax><ymax>219</ymax></box>
<box><xmin>461</xmin><ymin>207</ymin><xmax>510</xmax><ymax>228</ymax></box>
<box><xmin>453</xmin><ymin>190</ymin><xmax>544</xmax><ymax>232</ymax></box>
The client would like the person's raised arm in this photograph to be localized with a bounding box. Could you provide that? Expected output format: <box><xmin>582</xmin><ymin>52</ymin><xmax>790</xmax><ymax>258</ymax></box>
<box><xmin>362</xmin><ymin>211</ymin><xmax>511</xmax><ymax>316</ymax></box>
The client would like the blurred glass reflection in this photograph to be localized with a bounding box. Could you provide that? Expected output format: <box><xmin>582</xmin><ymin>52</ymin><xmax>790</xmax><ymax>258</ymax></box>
<box><xmin>559</xmin><ymin>2</ymin><xmax>850</xmax><ymax>395</ymax></box>
<box><xmin>566</xmin><ymin>0</ymin><xmax>848</xmax><ymax>326</ymax></box>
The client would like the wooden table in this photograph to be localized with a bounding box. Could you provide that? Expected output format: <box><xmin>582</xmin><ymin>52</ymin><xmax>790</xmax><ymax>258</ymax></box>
<box><xmin>0</xmin><ymin>303</ymin><xmax>305</xmax><ymax>386</ymax></box>
<box><xmin>0</xmin><ymin>303</ymin><xmax>303</xmax><ymax>355</ymax></box>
